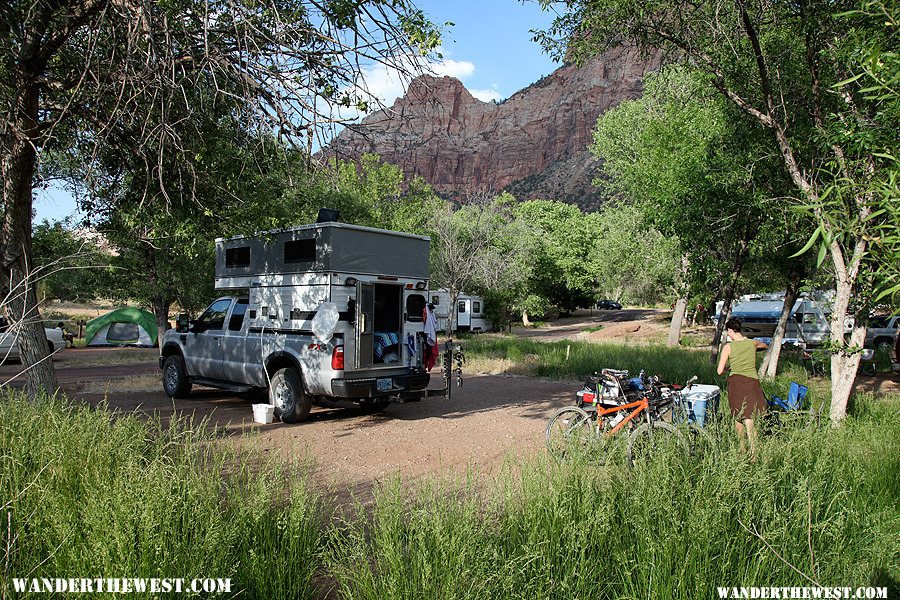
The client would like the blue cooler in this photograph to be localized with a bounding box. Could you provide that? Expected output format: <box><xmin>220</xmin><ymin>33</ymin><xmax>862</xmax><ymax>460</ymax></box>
<box><xmin>681</xmin><ymin>384</ymin><xmax>721</xmax><ymax>427</ymax></box>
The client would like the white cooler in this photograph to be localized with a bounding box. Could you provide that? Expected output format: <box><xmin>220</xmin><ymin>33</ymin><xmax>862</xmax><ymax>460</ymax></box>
<box><xmin>680</xmin><ymin>384</ymin><xmax>721</xmax><ymax>427</ymax></box>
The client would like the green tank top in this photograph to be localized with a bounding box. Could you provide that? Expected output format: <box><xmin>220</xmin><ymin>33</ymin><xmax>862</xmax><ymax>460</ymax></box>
<box><xmin>728</xmin><ymin>339</ymin><xmax>758</xmax><ymax>379</ymax></box>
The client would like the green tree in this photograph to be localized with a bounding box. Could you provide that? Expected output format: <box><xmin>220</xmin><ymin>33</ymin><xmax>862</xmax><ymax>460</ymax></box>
<box><xmin>1</xmin><ymin>0</ymin><xmax>441</xmax><ymax>394</ymax></box>
<box><xmin>588</xmin><ymin>203</ymin><xmax>679</xmax><ymax>306</ymax></box>
<box><xmin>514</xmin><ymin>199</ymin><xmax>597</xmax><ymax>319</ymax></box>
<box><xmin>429</xmin><ymin>194</ymin><xmax>532</xmax><ymax>332</ymax></box>
<box><xmin>539</xmin><ymin>0</ymin><xmax>898</xmax><ymax>423</ymax></box>
<box><xmin>31</xmin><ymin>220</ymin><xmax>110</xmax><ymax>303</ymax></box>
<box><xmin>592</xmin><ymin>66</ymin><xmax>791</xmax><ymax>353</ymax></box>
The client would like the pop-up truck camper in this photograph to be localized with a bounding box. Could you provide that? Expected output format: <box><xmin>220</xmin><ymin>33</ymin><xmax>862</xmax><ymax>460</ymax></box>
<box><xmin>160</xmin><ymin>215</ymin><xmax>463</xmax><ymax>423</ymax></box>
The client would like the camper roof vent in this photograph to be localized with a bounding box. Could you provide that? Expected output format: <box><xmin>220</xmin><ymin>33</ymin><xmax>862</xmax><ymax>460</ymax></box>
<box><xmin>316</xmin><ymin>208</ymin><xmax>340</xmax><ymax>223</ymax></box>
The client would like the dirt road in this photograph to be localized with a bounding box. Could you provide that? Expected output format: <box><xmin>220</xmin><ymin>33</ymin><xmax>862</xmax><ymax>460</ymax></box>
<box><xmin>1</xmin><ymin>348</ymin><xmax>575</xmax><ymax>496</ymax></box>
<box><xmin>4</xmin><ymin>345</ymin><xmax>897</xmax><ymax>497</ymax></box>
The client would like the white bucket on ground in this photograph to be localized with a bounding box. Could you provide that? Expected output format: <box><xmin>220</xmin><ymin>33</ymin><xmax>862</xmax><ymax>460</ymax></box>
<box><xmin>252</xmin><ymin>403</ymin><xmax>275</xmax><ymax>424</ymax></box>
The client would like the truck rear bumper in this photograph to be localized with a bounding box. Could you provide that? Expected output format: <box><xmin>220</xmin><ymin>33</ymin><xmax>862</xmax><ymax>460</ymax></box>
<box><xmin>331</xmin><ymin>371</ymin><xmax>430</xmax><ymax>398</ymax></box>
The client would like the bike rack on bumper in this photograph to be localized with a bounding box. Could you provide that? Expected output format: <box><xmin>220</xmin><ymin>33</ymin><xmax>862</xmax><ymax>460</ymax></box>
<box><xmin>394</xmin><ymin>339</ymin><xmax>465</xmax><ymax>402</ymax></box>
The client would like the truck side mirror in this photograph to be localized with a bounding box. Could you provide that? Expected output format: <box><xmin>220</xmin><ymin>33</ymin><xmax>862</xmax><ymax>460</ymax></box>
<box><xmin>175</xmin><ymin>314</ymin><xmax>190</xmax><ymax>333</ymax></box>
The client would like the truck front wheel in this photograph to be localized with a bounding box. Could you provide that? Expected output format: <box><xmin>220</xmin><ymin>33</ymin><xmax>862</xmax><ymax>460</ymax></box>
<box><xmin>162</xmin><ymin>354</ymin><xmax>192</xmax><ymax>399</ymax></box>
<box><xmin>269</xmin><ymin>368</ymin><xmax>312</xmax><ymax>423</ymax></box>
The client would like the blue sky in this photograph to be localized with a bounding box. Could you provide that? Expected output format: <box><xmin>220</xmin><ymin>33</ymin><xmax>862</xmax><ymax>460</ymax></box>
<box><xmin>33</xmin><ymin>0</ymin><xmax>560</xmax><ymax>223</ymax></box>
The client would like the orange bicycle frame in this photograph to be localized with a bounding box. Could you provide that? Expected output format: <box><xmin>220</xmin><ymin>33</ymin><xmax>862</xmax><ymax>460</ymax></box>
<box><xmin>594</xmin><ymin>398</ymin><xmax>649</xmax><ymax>436</ymax></box>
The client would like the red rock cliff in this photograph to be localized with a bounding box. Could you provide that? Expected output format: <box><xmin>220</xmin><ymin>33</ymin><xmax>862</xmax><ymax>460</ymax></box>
<box><xmin>327</xmin><ymin>47</ymin><xmax>658</xmax><ymax>208</ymax></box>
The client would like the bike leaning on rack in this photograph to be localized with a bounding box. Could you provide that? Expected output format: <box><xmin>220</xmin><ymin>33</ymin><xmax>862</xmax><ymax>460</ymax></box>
<box><xmin>545</xmin><ymin>369</ymin><xmax>689</xmax><ymax>468</ymax></box>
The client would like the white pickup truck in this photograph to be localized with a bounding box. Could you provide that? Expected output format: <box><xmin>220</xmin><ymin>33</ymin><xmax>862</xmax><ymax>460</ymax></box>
<box><xmin>159</xmin><ymin>221</ymin><xmax>460</xmax><ymax>423</ymax></box>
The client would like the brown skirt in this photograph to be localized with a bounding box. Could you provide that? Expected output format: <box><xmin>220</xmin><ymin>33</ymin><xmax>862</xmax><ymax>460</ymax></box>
<box><xmin>727</xmin><ymin>374</ymin><xmax>767</xmax><ymax>420</ymax></box>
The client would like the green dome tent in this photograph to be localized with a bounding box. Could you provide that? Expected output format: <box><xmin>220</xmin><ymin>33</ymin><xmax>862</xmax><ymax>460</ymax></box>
<box><xmin>85</xmin><ymin>307</ymin><xmax>158</xmax><ymax>347</ymax></box>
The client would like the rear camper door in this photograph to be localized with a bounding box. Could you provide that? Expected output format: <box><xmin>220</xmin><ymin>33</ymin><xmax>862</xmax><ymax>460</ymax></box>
<box><xmin>357</xmin><ymin>282</ymin><xmax>375</xmax><ymax>368</ymax></box>
<box><xmin>457</xmin><ymin>298</ymin><xmax>471</xmax><ymax>329</ymax></box>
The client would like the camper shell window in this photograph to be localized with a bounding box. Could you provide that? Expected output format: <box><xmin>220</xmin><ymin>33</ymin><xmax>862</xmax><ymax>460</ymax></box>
<box><xmin>225</xmin><ymin>246</ymin><xmax>251</xmax><ymax>269</ymax></box>
<box><xmin>284</xmin><ymin>238</ymin><xmax>316</xmax><ymax>263</ymax></box>
<box><xmin>406</xmin><ymin>294</ymin><xmax>425</xmax><ymax>321</ymax></box>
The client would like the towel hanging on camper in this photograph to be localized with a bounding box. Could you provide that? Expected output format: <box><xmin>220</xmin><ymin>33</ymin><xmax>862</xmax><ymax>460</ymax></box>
<box><xmin>423</xmin><ymin>304</ymin><xmax>438</xmax><ymax>346</ymax></box>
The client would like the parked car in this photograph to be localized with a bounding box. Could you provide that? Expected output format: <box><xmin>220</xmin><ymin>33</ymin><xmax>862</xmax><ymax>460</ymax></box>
<box><xmin>596</xmin><ymin>300</ymin><xmax>622</xmax><ymax>310</ymax></box>
<box><xmin>866</xmin><ymin>315</ymin><xmax>899</xmax><ymax>350</ymax></box>
<box><xmin>0</xmin><ymin>318</ymin><xmax>66</xmax><ymax>362</ymax></box>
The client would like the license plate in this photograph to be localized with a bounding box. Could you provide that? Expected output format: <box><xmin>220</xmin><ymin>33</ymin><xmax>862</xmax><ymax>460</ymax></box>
<box><xmin>376</xmin><ymin>378</ymin><xmax>392</xmax><ymax>391</ymax></box>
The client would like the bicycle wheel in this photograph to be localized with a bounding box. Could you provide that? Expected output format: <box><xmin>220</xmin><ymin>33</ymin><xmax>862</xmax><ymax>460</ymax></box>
<box><xmin>626</xmin><ymin>421</ymin><xmax>688</xmax><ymax>469</ymax></box>
<box><xmin>546</xmin><ymin>406</ymin><xmax>596</xmax><ymax>461</ymax></box>
<box><xmin>683</xmin><ymin>423</ymin><xmax>717</xmax><ymax>463</ymax></box>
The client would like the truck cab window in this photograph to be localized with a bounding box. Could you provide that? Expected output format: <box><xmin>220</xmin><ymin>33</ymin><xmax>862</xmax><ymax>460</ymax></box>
<box><xmin>406</xmin><ymin>294</ymin><xmax>425</xmax><ymax>322</ymax></box>
<box><xmin>197</xmin><ymin>299</ymin><xmax>233</xmax><ymax>331</ymax></box>
<box><xmin>228</xmin><ymin>299</ymin><xmax>249</xmax><ymax>331</ymax></box>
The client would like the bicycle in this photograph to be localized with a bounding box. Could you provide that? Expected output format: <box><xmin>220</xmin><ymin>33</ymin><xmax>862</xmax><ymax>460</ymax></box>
<box><xmin>546</xmin><ymin>369</ymin><xmax>688</xmax><ymax>468</ymax></box>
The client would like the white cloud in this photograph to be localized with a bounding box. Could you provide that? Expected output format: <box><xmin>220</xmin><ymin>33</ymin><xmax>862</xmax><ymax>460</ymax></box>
<box><xmin>470</xmin><ymin>86</ymin><xmax>502</xmax><ymax>103</ymax></box>
<box><xmin>431</xmin><ymin>58</ymin><xmax>475</xmax><ymax>80</ymax></box>
<box><xmin>332</xmin><ymin>53</ymin><xmax>502</xmax><ymax>121</ymax></box>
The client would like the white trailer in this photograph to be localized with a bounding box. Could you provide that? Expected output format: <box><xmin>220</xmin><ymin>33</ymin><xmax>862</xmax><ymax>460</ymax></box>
<box><xmin>428</xmin><ymin>289</ymin><xmax>492</xmax><ymax>333</ymax></box>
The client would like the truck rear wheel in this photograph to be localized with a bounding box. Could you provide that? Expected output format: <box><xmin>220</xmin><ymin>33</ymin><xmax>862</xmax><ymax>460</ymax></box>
<box><xmin>162</xmin><ymin>354</ymin><xmax>192</xmax><ymax>399</ymax></box>
<box><xmin>269</xmin><ymin>368</ymin><xmax>312</xmax><ymax>423</ymax></box>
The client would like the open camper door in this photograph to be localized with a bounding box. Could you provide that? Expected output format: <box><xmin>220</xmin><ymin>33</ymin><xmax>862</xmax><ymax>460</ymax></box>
<box><xmin>357</xmin><ymin>282</ymin><xmax>375</xmax><ymax>368</ymax></box>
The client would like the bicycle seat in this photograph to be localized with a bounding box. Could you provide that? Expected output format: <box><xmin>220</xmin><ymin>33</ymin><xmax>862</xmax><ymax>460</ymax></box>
<box><xmin>601</xmin><ymin>368</ymin><xmax>629</xmax><ymax>378</ymax></box>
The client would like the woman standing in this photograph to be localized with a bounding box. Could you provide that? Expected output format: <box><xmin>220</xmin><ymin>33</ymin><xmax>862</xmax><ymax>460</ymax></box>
<box><xmin>716</xmin><ymin>318</ymin><xmax>768</xmax><ymax>460</ymax></box>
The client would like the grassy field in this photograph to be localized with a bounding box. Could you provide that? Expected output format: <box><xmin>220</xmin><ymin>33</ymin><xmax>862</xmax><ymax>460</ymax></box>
<box><xmin>0</xmin><ymin>393</ymin><xmax>321</xmax><ymax>600</ymax></box>
<box><xmin>3</xmin><ymin>392</ymin><xmax>898</xmax><ymax>598</ymax></box>
<box><xmin>2</xmin><ymin>353</ymin><xmax>898</xmax><ymax>598</ymax></box>
<box><xmin>329</xmin><ymin>395</ymin><xmax>899</xmax><ymax>599</ymax></box>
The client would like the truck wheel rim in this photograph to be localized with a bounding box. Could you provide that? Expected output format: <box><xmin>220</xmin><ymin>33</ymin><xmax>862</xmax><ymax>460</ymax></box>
<box><xmin>164</xmin><ymin>364</ymin><xmax>178</xmax><ymax>391</ymax></box>
<box><xmin>274</xmin><ymin>382</ymin><xmax>291</xmax><ymax>410</ymax></box>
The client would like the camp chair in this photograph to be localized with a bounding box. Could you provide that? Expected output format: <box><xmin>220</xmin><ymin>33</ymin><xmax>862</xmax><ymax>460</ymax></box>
<box><xmin>768</xmin><ymin>381</ymin><xmax>808</xmax><ymax>411</ymax></box>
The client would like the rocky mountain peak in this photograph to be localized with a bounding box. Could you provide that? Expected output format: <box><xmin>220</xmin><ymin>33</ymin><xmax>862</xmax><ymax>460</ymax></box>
<box><xmin>327</xmin><ymin>47</ymin><xmax>660</xmax><ymax>208</ymax></box>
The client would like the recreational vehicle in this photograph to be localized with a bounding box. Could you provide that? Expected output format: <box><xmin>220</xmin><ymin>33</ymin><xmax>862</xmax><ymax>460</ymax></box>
<box><xmin>715</xmin><ymin>294</ymin><xmax>844</xmax><ymax>348</ymax></box>
<box><xmin>159</xmin><ymin>221</ymin><xmax>449</xmax><ymax>422</ymax></box>
<box><xmin>429</xmin><ymin>289</ymin><xmax>492</xmax><ymax>332</ymax></box>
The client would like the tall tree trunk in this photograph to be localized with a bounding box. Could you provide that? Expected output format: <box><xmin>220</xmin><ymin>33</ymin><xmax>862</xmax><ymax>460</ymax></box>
<box><xmin>667</xmin><ymin>254</ymin><xmax>689</xmax><ymax>347</ymax></box>
<box><xmin>827</xmin><ymin>254</ymin><xmax>866</xmax><ymax>426</ymax></box>
<box><xmin>0</xmin><ymin>77</ymin><xmax>58</xmax><ymax>395</ymax></box>
<box><xmin>758</xmin><ymin>273</ymin><xmax>802</xmax><ymax>379</ymax></box>
<box><xmin>667</xmin><ymin>298</ymin><xmax>688</xmax><ymax>347</ymax></box>
<box><xmin>152</xmin><ymin>297</ymin><xmax>171</xmax><ymax>350</ymax></box>
<box><xmin>449</xmin><ymin>289</ymin><xmax>460</xmax><ymax>336</ymax></box>
<box><xmin>709</xmin><ymin>241</ymin><xmax>749</xmax><ymax>363</ymax></box>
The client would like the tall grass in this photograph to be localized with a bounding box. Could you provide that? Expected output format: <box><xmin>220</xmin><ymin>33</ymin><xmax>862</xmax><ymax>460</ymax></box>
<box><xmin>3</xmin><ymin>387</ymin><xmax>897</xmax><ymax>599</ymax></box>
<box><xmin>462</xmin><ymin>334</ymin><xmax>829</xmax><ymax>410</ymax></box>
<box><xmin>327</xmin><ymin>394</ymin><xmax>900</xmax><ymax>599</ymax></box>
<box><xmin>0</xmin><ymin>392</ymin><xmax>320</xmax><ymax>599</ymax></box>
